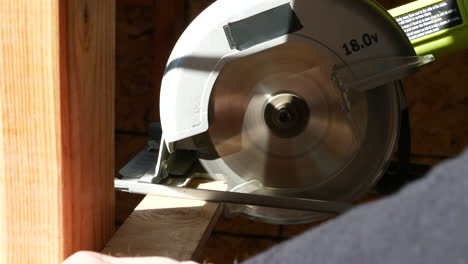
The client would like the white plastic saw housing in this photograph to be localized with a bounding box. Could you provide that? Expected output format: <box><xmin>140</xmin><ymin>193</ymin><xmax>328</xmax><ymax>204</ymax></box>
<box><xmin>160</xmin><ymin>0</ymin><xmax>414</xmax><ymax>146</ymax></box>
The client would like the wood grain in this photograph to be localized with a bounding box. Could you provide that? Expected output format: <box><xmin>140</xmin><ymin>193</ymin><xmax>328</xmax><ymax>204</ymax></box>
<box><xmin>0</xmin><ymin>0</ymin><xmax>114</xmax><ymax>263</ymax></box>
<box><xmin>103</xmin><ymin>195</ymin><xmax>223</xmax><ymax>260</ymax></box>
<box><xmin>62</xmin><ymin>0</ymin><xmax>115</xmax><ymax>254</ymax></box>
<box><xmin>112</xmin><ymin>135</ymin><xmax>225</xmax><ymax>259</ymax></box>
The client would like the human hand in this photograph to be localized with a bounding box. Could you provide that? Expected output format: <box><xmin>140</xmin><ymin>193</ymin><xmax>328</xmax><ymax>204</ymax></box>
<box><xmin>63</xmin><ymin>251</ymin><xmax>200</xmax><ymax>264</ymax></box>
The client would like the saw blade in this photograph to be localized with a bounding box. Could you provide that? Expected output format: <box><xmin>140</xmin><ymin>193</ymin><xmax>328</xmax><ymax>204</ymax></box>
<box><xmin>200</xmin><ymin>41</ymin><xmax>368</xmax><ymax>194</ymax></box>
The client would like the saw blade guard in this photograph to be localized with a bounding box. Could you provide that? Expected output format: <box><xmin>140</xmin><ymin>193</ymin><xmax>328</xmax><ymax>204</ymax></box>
<box><xmin>159</xmin><ymin>0</ymin><xmax>422</xmax><ymax>223</ymax></box>
<box><xmin>160</xmin><ymin>0</ymin><xmax>415</xmax><ymax>143</ymax></box>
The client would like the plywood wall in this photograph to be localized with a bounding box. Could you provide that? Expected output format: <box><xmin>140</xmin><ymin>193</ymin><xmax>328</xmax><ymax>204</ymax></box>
<box><xmin>115</xmin><ymin>0</ymin><xmax>187</xmax><ymax>227</ymax></box>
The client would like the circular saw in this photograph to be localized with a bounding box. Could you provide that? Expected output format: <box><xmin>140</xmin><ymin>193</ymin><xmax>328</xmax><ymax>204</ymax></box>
<box><xmin>116</xmin><ymin>0</ymin><xmax>468</xmax><ymax>224</ymax></box>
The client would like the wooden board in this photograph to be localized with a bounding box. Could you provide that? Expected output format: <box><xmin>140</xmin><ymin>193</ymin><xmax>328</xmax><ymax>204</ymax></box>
<box><xmin>0</xmin><ymin>0</ymin><xmax>115</xmax><ymax>263</ymax></box>
<box><xmin>111</xmin><ymin>134</ymin><xmax>225</xmax><ymax>260</ymax></box>
<box><xmin>102</xmin><ymin>195</ymin><xmax>223</xmax><ymax>260</ymax></box>
<box><xmin>103</xmin><ymin>181</ymin><xmax>226</xmax><ymax>260</ymax></box>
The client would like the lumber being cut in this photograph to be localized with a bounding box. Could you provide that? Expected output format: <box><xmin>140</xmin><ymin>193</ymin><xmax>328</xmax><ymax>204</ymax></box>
<box><xmin>103</xmin><ymin>181</ymin><xmax>226</xmax><ymax>260</ymax></box>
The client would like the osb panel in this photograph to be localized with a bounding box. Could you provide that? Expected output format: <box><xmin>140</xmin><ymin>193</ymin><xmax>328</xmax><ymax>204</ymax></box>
<box><xmin>188</xmin><ymin>0</ymin><xmax>215</xmax><ymax>22</ymax></box>
<box><xmin>116</xmin><ymin>3</ymin><xmax>155</xmax><ymax>133</ymax></box>
<box><xmin>115</xmin><ymin>134</ymin><xmax>149</xmax><ymax>174</ymax></box>
<box><xmin>404</xmin><ymin>51</ymin><xmax>468</xmax><ymax>157</ymax></box>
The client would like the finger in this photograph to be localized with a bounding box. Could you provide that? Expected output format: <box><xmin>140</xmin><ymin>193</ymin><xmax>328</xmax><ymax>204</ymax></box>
<box><xmin>63</xmin><ymin>251</ymin><xmax>201</xmax><ymax>264</ymax></box>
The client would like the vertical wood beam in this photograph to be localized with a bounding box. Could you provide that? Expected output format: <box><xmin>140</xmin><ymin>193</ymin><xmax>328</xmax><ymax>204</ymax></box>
<box><xmin>0</xmin><ymin>0</ymin><xmax>115</xmax><ymax>263</ymax></box>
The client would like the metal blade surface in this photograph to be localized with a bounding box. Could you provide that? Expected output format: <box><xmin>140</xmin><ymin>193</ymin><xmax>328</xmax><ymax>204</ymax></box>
<box><xmin>198</xmin><ymin>40</ymin><xmax>402</xmax><ymax>223</ymax></box>
<box><xmin>201</xmin><ymin>41</ymin><xmax>368</xmax><ymax>191</ymax></box>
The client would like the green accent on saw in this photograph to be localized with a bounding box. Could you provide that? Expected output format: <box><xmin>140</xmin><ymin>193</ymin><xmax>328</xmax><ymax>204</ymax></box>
<box><xmin>389</xmin><ymin>0</ymin><xmax>468</xmax><ymax>57</ymax></box>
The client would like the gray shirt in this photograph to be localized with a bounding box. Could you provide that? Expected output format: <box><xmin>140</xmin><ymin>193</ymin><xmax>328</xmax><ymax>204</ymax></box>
<box><xmin>245</xmin><ymin>149</ymin><xmax>468</xmax><ymax>264</ymax></box>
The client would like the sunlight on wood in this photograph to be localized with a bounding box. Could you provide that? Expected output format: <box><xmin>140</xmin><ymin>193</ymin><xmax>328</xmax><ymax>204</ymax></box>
<box><xmin>136</xmin><ymin>196</ymin><xmax>207</xmax><ymax>210</ymax></box>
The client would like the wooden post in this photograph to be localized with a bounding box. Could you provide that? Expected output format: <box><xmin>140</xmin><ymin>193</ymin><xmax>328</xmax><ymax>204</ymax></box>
<box><xmin>0</xmin><ymin>0</ymin><xmax>115</xmax><ymax>263</ymax></box>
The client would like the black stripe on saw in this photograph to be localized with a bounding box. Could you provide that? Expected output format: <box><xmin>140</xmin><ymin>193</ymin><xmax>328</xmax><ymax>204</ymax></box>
<box><xmin>223</xmin><ymin>3</ymin><xmax>303</xmax><ymax>51</ymax></box>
